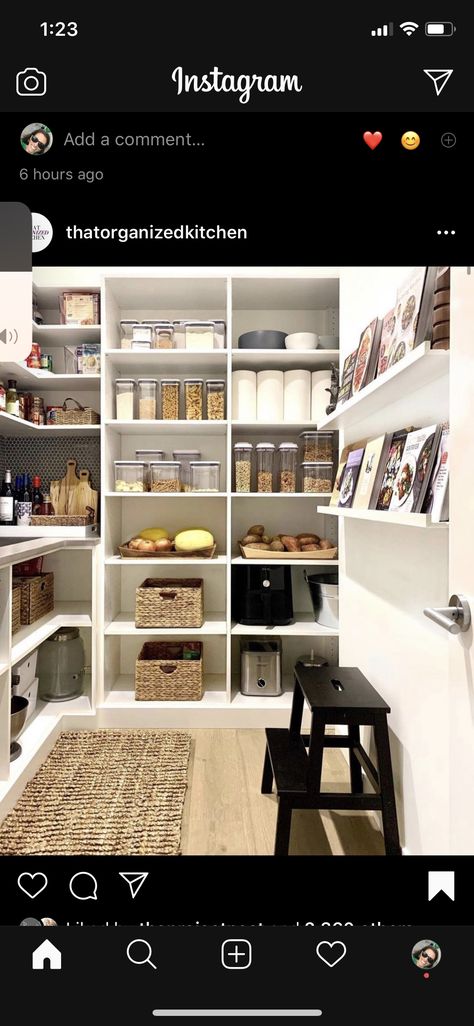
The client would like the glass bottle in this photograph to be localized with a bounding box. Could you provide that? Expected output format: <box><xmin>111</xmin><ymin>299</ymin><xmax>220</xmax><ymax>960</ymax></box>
<box><xmin>16</xmin><ymin>475</ymin><xmax>32</xmax><ymax>526</ymax></box>
<box><xmin>0</xmin><ymin>470</ymin><xmax>15</xmax><ymax>526</ymax></box>
<box><xmin>39</xmin><ymin>493</ymin><xmax>54</xmax><ymax>516</ymax></box>
<box><xmin>32</xmin><ymin>476</ymin><xmax>44</xmax><ymax>514</ymax></box>
<box><xmin>6</xmin><ymin>380</ymin><xmax>19</xmax><ymax>417</ymax></box>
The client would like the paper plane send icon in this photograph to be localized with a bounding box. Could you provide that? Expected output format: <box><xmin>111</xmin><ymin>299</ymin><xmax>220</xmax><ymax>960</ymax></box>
<box><xmin>119</xmin><ymin>872</ymin><xmax>149</xmax><ymax>899</ymax></box>
<box><xmin>424</xmin><ymin>69</ymin><xmax>453</xmax><ymax>96</ymax></box>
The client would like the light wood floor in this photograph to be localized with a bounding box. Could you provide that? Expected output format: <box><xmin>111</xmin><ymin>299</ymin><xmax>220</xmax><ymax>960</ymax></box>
<box><xmin>181</xmin><ymin>730</ymin><xmax>384</xmax><ymax>856</ymax></box>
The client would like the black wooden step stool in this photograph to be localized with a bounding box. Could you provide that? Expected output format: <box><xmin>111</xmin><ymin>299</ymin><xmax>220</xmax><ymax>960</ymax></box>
<box><xmin>261</xmin><ymin>665</ymin><xmax>401</xmax><ymax>856</ymax></box>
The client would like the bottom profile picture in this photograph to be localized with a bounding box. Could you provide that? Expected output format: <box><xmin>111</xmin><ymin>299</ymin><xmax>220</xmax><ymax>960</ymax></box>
<box><xmin>411</xmin><ymin>940</ymin><xmax>441</xmax><ymax>969</ymax></box>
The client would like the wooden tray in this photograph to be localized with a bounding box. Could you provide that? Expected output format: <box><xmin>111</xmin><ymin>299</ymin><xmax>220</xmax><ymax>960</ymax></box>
<box><xmin>239</xmin><ymin>544</ymin><xmax>338</xmax><ymax>560</ymax></box>
<box><xmin>119</xmin><ymin>542</ymin><xmax>217</xmax><ymax>559</ymax></box>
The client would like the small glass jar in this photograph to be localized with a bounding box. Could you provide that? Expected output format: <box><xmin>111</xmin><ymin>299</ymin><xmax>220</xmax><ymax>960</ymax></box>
<box><xmin>161</xmin><ymin>379</ymin><xmax>180</xmax><ymax>420</ymax></box>
<box><xmin>6</xmin><ymin>380</ymin><xmax>19</xmax><ymax>417</ymax></box>
<box><xmin>184</xmin><ymin>321</ymin><xmax>214</xmax><ymax>350</ymax></box>
<box><xmin>234</xmin><ymin>443</ymin><xmax>253</xmax><ymax>493</ymax></box>
<box><xmin>132</xmin><ymin>322</ymin><xmax>154</xmax><ymax>344</ymax></box>
<box><xmin>18</xmin><ymin>395</ymin><xmax>26</xmax><ymax>420</ymax></box>
<box><xmin>114</xmin><ymin>461</ymin><xmax>147</xmax><ymax>492</ymax></box>
<box><xmin>301</xmin><ymin>462</ymin><xmax>333</xmax><ymax>493</ymax></box>
<box><xmin>136</xmin><ymin>449</ymin><xmax>166</xmax><ymax>488</ymax></box>
<box><xmin>151</xmin><ymin>320</ymin><xmax>175</xmax><ymax>349</ymax></box>
<box><xmin>278</xmin><ymin>442</ymin><xmax>298</xmax><ymax>493</ymax></box>
<box><xmin>256</xmin><ymin>442</ymin><xmax>275</xmax><ymax>493</ymax></box>
<box><xmin>190</xmin><ymin>461</ymin><xmax>220</xmax><ymax>492</ymax></box>
<box><xmin>115</xmin><ymin>379</ymin><xmax>136</xmax><ymax>420</ymax></box>
<box><xmin>30</xmin><ymin>396</ymin><xmax>45</xmax><ymax>426</ymax></box>
<box><xmin>206</xmin><ymin>379</ymin><xmax>225</xmax><ymax>420</ymax></box>
<box><xmin>137</xmin><ymin>378</ymin><xmax>158</xmax><ymax>420</ymax></box>
<box><xmin>172</xmin><ymin>449</ymin><xmax>201</xmax><ymax>492</ymax></box>
<box><xmin>184</xmin><ymin>378</ymin><xmax>204</xmax><ymax>420</ymax></box>
<box><xmin>119</xmin><ymin>319</ymin><xmax>139</xmax><ymax>350</ymax></box>
<box><xmin>150</xmin><ymin>461</ymin><xmax>181</xmax><ymax>493</ymax></box>
<box><xmin>299</xmin><ymin>431</ymin><xmax>334</xmax><ymax>463</ymax></box>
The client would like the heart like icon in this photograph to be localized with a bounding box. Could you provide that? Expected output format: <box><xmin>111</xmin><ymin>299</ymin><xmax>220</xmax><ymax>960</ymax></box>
<box><xmin>316</xmin><ymin>940</ymin><xmax>347</xmax><ymax>968</ymax></box>
<box><xmin>17</xmin><ymin>873</ymin><xmax>48</xmax><ymax>899</ymax></box>
<box><xmin>363</xmin><ymin>131</ymin><xmax>383</xmax><ymax>150</ymax></box>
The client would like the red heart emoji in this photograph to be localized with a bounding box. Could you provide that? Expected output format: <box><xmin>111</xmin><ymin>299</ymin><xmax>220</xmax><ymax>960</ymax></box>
<box><xmin>363</xmin><ymin>131</ymin><xmax>383</xmax><ymax>150</ymax></box>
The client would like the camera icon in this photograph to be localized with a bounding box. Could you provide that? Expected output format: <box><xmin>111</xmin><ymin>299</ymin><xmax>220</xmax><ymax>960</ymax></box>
<box><xmin>16</xmin><ymin>68</ymin><xmax>47</xmax><ymax>97</ymax></box>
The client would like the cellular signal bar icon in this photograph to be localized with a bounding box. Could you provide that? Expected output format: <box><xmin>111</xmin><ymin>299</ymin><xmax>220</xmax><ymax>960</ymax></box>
<box><xmin>371</xmin><ymin>23</ymin><xmax>394</xmax><ymax>37</ymax></box>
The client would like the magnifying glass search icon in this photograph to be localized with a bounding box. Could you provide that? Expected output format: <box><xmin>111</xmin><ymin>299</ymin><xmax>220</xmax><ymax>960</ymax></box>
<box><xmin>126</xmin><ymin>939</ymin><xmax>157</xmax><ymax>970</ymax></box>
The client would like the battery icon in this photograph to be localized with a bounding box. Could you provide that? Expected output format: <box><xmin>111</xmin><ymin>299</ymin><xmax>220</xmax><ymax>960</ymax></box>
<box><xmin>425</xmin><ymin>22</ymin><xmax>456</xmax><ymax>36</ymax></box>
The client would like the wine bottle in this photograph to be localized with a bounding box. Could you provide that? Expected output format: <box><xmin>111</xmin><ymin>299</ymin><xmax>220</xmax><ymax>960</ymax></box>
<box><xmin>16</xmin><ymin>474</ymin><xmax>32</xmax><ymax>526</ymax></box>
<box><xmin>31</xmin><ymin>475</ymin><xmax>43</xmax><ymax>515</ymax></box>
<box><xmin>0</xmin><ymin>470</ymin><xmax>15</xmax><ymax>526</ymax></box>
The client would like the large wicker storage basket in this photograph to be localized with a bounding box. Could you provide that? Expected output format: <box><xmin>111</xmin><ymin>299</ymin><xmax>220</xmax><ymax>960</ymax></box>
<box><xmin>11</xmin><ymin>583</ymin><xmax>22</xmax><ymax>634</ymax></box>
<box><xmin>13</xmin><ymin>573</ymin><xmax>54</xmax><ymax>626</ymax></box>
<box><xmin>55</xmin><ymin>398</ymin><xmax>100</xmax><ymax>425</ymax></box>
<box><xmin>135</xmin><ymin>641</ymin><xmax>203</xmax><ymax>701</ymax></box>
<box><xmin>135</xmin><ymin>578</ymin><xmax>204</xmax><ymax>629</ymax></box>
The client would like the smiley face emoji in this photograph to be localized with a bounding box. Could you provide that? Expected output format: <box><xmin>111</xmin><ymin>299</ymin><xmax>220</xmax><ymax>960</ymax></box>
<box><xmin>401</xmin><ymin>131</ymin><xmax>420</xmax><ymax>151</ymax></box>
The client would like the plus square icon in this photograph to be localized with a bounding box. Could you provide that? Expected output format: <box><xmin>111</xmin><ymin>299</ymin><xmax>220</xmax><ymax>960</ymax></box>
<box><xmin>221</xmin><ymin>939</ymin><xmax>252</xmax><ymax>970</ymax></box>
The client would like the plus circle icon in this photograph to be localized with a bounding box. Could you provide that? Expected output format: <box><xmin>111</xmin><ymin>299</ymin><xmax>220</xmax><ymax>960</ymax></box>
<box><xmin>441</xmin><ymin>132</ymin><xmax>456</xmax><ymax>149</ymax></box>
<box><xmin>221</xmin><ymin>939</ymin><xmax>253</xmax><ymax>970</ymax></box>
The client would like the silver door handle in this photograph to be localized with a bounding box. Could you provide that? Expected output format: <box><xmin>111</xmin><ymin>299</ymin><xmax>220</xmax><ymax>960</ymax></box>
<box><xmin>423</xmin><ymin>593</ymin><xmax>471</xmax><ymax>635</ymax></box>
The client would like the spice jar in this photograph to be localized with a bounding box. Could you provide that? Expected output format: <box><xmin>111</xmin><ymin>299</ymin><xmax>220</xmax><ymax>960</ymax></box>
<box><xmin>119</xmin><ymin>320</ymin><xmax>139</xmax><ymax>349</ymax></box>
<box><xmin>256</xmin><ymin>442</ymin><xmax>275</xmax><ymax>492</ymax></box>
<box><xmin>206</xmin><ymin>379</ymin><xmax>225</xmax><ymax>420</ymax></box>
<box><xmin>234</xmin><ymin>443</ymin><xmax>253</xmax><ymax>493</ymax></box>
<box><xmin>172</xmin><ymin>449</ymin><xmax>201</xmax><ymax>492</ymax></box>
<box><xmin>161</xmin><ymin>379</ymin><xmax>180</xmax><ymax>420</ymax></box>
<box><xmin>184</xmin><ymin>379</ymin><xmax>204</xmax><ymax>420</ymax></box>
<box><xmin>151</xmin><ymin>320</ymin><xmax>174</xmax><ymax>349</ymax></box>
<box><xmin>137</xmin><ymin>379</ymin><xmax>158</xmax><ymax>420</ymax></box>
<box><xmin>115</xmin><ymin>379</ymin><xmax>136</xmax><ymax>420</ymax></box>
<box><xmin>114</xmin><ymin>461</ymin><xmax>147</xmax><ymax>492</ymax></box>
<box><xmin>150</xmin><ymin>461</ymin><xmax>181</xmax><ymax>493</ymax></box>
<box><xmin>299</xmin><ymin>430</ymin><xmax>334</xmax><ymax>463</ymax></box>
<box><xmin>278</xmin><ymin>442</ymin><xmax>298</xmax><ymax>493</ymax></box>
<box><xmin>30</xmin><ymin>396</ymin><xmax>45</xmax><ymax>426</ymax></box>
<box><xmin>190</xmin><ymin>461</ymin><xmax>220</xmax><ymax>492</ymax></box>
<box><xmin>6</xmin><ymin>380</ymin><xmax>19</xmax><ymax>417</ymax></box>
<box><xmin>302</xmin><ymin>462</ymin><xmax>333</xmax><ymax>493</ymax></box>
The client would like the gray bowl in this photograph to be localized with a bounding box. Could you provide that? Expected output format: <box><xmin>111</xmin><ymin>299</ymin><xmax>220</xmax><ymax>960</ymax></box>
<box><xmin>11</xmin><ymin>695</ymin><xmax>29</xmax><ymax>760</ymax></box>
<box><xmin>238</xmin><ymin>330</ymin><xmax>287</xmax><ymax>349</ymax></box>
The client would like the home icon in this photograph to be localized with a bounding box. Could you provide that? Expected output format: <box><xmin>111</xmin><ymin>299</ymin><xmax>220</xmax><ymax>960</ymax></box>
<box><xmin>32</xmin><ymin>939</ymin><xmax>62</xmax><ymax>970</ymax></box>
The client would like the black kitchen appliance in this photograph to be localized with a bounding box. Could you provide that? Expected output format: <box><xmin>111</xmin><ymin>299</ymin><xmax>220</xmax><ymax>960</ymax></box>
<box><xmin>232</xmin><ymin>565</ymin><xmax>294</xmax><ymax>626</ymax></box>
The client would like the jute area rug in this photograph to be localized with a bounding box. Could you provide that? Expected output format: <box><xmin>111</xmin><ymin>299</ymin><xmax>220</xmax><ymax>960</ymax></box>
<box><xmin>0</xmin><ymin>730</ymin><xmax>191</xmax><ymax>855</ymax></box>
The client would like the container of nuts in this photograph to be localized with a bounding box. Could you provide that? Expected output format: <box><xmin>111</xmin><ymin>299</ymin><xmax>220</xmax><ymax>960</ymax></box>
<box><xmin>150</xmin><ymin>461</ymin><xmax>181</xmax><ymax>493</ymax></box>
<box><xmin>256</xmin><ymin>442</ymin><xmax>275</xmax><ymax>493</ymax></box>
<box><xmin>278</xmin><ymin>442</ymin><xmax>298</xmax><ymax>493</ymax></box>
<box><xmin>161</xmin><ymin>379</ymin><xmax>180</xmax><ymax>420</ymax></box>
<box><xmin>234</xmin><ymin>443</ymin><xmax>253</xmax><ymax>492</ymax></box>
<box><xmin>184</xmin><ymin>379</ymin><xmax>204</xmax><ymax>420</ymax></box>
<box><xmin>301</xmin><ymin>462</ymin><xmax>333</xmax><ymax>493</ymax></box>
<box><xmin>205</xmin><ymin>379</ymin><xmax>225</xmax><ymax>420</ymax></box>
<box><xmin>299</xmin><ymin>430</ymin><xmax>334</xmax><ymax>463</ymax></box>
<box><xmin>115</xmin><ymin>461</ymin><xmax>147</xmax><ymax>493</ymax></box>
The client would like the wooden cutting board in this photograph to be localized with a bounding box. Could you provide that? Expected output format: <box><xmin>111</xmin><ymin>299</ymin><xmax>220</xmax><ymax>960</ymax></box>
<box><xmin>68</xmin><ymin>469</ymin><xmax>98</xmax><ymax>520</ymax></box>
<box><xmin>50</xmin><ymin>459</ymin><xmax>79</xmax><ymax>515</ymax></box>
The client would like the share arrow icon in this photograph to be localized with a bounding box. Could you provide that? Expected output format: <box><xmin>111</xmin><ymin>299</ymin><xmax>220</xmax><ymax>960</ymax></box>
<box><xmin>424</xmin><ymin>69</ymin><xmax>453</xmax><ymax>96</ymax></box>
<box><xmin>119</xmin><ymin>872</ymin><xmax>149</xmax><ymax>899</ymax></box>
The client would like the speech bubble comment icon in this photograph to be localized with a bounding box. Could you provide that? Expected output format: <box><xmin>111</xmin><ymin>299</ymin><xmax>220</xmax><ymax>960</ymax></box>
<box><xmin>69</xmin><ymin>872</ymin><xmax>98</xmax><ymax>901</ymax></box>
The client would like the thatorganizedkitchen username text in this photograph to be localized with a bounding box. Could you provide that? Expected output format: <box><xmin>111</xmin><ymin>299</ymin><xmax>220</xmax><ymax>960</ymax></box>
<box><xmin>65</xmin><ymin>224</ymin><xmax>248</xmax><ymax>242</ymax></box>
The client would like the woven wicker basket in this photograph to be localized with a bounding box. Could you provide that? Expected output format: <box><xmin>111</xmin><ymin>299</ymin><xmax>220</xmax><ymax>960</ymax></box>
<box><xmin>135</xmin><ymin>641</ymin><xmax>203</xmax><ymax>701</ymax></box>
<box><xmin>11</xmin><ymin>584</ymin><xmax>21</xmax><ymax>635</ymax></box>
<box><xmin>55</xmin><ymin>398</ymin><xmax>100</xmax><ymax>425</ymax></box>
<box><xmin>135</xmin><ymin>578</ymin><xmax>204</xmax><ymax>629</ymax></box>
<box><xmin>13</xmin><ymin>573</ymin><xmax>54</xmax><ymax>626</ymax></box>
<box><xmin>30</xmin><ymin>513</ymin><xmax>95</xmax><ymax>527</ymax></box>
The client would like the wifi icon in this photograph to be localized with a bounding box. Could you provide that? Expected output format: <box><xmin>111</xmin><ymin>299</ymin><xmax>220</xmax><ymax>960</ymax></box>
<box><xmin>400</xmin><ymin>21</ymin><xmax>419</xmax><ymax>36</ymax></box>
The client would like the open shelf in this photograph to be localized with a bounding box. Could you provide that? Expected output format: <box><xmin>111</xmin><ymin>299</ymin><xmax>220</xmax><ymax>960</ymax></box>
<box><xmin>11</xmin><ymin>602</ymin><xmax>93</xmax><ymax>664</ymax></box>
<box><xmin>106</xmin><ymin>350</ymin><xmax>227</xmax><ymax>373</ymax></box>
<box><xmin>231</xmin><ymin>492</ymin><xmax>331</xmax><ymax>499</ymax></box>
<box><xmin>0</xmin><ymin>412</ymin><xmax>100</xmax><ymax>438</ymax></box>
<box><xmin>0</xmin><ymin>525</ymin><xmax>99</xmax><ymax>539</ymax></box>
<box><xmin>231</xmin><ymin>556</ymin><xmax>338</xmax><ymax>567</ymax></box>
<box><xmin>104</xmin><ymin>612</ymin><xmax>227</xmax><ymax>636</ymax></box>
<box><xmin>33</xmin><ymin>323</ymin><xmax>101</xmax><ymax>347</ymax></box>
<box><xmin>105</xmin><ymin>419</ymin><xmax>227</xmax><ymax>436</ymax></box>
<box><xmin>231</xmin><ymin>349</ymin><xmax>339</xmax><ymax>369</ymax></box>
<box><xmin>0</xmin><ymin>364</ymin><xmax>100</xmax><ymax>391</ymax></box>
<box><xmin>105</xmin><ymin>491</ymin><xmax>225</xmax><ymax>498</ymax></box>
<box><xmin>232</xmin><ymin>422</ymin><xmax>322</xmax><ymax>434</ymax></box>
<box><xmin>103</xmin><ymin>674</ymin><xmax>227</xmax><ymax>709</ymax></box>
<box><xmin>319</xmin><ymin>342</ymin><xmax>448</xmax><ymax>430</ymax></box>
<box><xmin>105</xmin><ymin>555</ymin><xmax>227</xmax><ymax>566</ymax></box>
<box><xmin>317</xmin><ymin>506</ymin><xmax>449</xmax><ymax>529</ymax></box>
<box><xmin>231</xmin><ymin>615</ymin><xmax>338</xmax><ymax>637</ymax></box>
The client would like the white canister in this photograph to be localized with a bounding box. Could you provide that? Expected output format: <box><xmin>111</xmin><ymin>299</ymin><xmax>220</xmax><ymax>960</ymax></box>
<box><xmin>311</xmin><ymin>371</ymin><xmax>332</xmax><ymax>424</ymax></box>
<box><xmin>283</xmin><ymin>369</ymin><xmax>311</xmax><ymax>422</ymax></box>
<box><xmin>257</xmin><ymin>370</ymin><xmax>284</xmax><ymax>422</ymax></box>
<box><xmin>232</xmin><ymin>370</ymin><xmax>257</xmax><ymax>421</ymax></box>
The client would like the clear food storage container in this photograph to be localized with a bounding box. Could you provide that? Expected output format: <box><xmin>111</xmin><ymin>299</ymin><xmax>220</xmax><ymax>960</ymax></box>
<box><xmin>150</xmin><ymin>461</ymin><xmax>181</xmax><ymax>493</ymax></box>
<box><xmin>172</xmin><ymin>449</ymin><xmax>201</xmax><ymax>492</ymax></box>
<box><xmin>136</xmin><ymin>449</ymin><xmax>166</xmax><ymax>488</ymax></box>
<box><xmin>115</xmin><ymin>379</ymin><xmax>136</xmax><ymax>420</ymax></box>
<box><xmin>172</xmin><ymin>320</ymin><xmax>186</xmax><ymax>349</ymax></box>
<box><xmin>184</xmin><ymin>378</ymin><xmax>204</xmax><ymax>420</ymax></box>
<box><xmin>256</xmin><ymin>442</ymin><xmax>275</xmax><ymax>493</ymax></box>
<box><xmin>206</xmin><ymin>379</ymin><xmax>225</xmax><ymax>420</ymax></box>
<box><xmin>299</xmin><ymin>430</ymin><xmax>334</xmax><ymax>463</ymax></box>
<box><xmin>137</xmin><ymin>378</ymin><xmax>158</xmax><ymax>420</ymax></box>
<box><xmin>302</xmin><ymin>462</ymin><xmax>333</xmax><ymax>493</ymax></box>
<box><xmin>151</xmin><ymin>320</ymin><xmax>175</xmax><ymax>349</ymax></box>
<box><xmin>234</xmin><ymin>442</ymin><xmax>253</xmax><ymax>493</ymax></box>
<box><xmin>190</xmin><ymin>461</ymin><xmax>220</xmax><ymax>492</ymax></box>
<box><xmin>119</xmin><ymin>319</ymin><xmax>139</xmax><ymax>350</ymax></box>
<box><xmin>160</xmin><ymin>379</ymin><xmax>180</xmax><ymax>420</ymax></box>
<box><xmin>184</xmin><ymin>321</ymin><xmax>214</xmax><ymax>351</ymax></box>
<box><xmin>132</xmin><ymin>322</ymin><xmax>154</xmax><ymax>344</ymax></box>
<box><xmin>278</xmin><ymin>442</ymin><xmax>298</xmax><ymax>493</ymax></box>
<box><xmin>212</xmin><ymin>320</ymin><xmax>226</xmax><ymax>350</ymax></box>
<box><xmin>114</xmin><ymin>461</ymin><xmax>147</xmax><ymax>492</ymax></box>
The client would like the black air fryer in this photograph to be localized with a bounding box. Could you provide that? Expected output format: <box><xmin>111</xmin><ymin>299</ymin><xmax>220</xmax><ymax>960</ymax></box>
<box><xmin>232</xmin><ymin>565</ymin><xmax>294</xmax><ymax>626</ymax></box>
